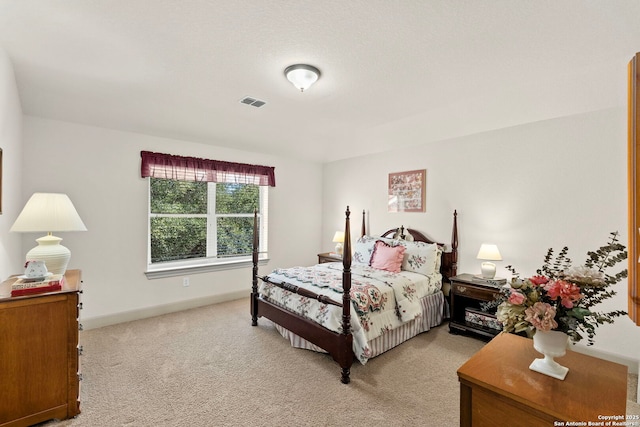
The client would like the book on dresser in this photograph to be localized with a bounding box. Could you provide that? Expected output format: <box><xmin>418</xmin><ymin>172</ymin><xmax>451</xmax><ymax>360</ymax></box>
<box><xmin>11</xmin><ymin>274</ymin><xmax>64</xmax><ymax>297</ymax></box>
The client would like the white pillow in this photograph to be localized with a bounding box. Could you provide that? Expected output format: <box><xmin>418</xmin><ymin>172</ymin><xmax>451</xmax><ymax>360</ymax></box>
<box><xmin>352</xmin><ymin>235</ymin><xmax>377</xmax><ymax>264</ymax></box>
<box><xmin>398</xmin><ymin>240</ymin><xmax>439</xmax><ymax>276</ymax></box>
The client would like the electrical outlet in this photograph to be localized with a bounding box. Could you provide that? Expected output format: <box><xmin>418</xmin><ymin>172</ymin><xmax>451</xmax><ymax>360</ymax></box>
<box><xmin>182</xmin><ymin>277</ymin><xmax>190</xmax><ymax>287</ymax></box>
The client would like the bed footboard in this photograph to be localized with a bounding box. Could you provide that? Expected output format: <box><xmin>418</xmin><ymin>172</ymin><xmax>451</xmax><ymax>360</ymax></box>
<box><xmin>251</xmin><ymin>207</ymin><xmax>354</xmax><ymax>384</ymax></box>
<box><xmin>259</xmin><ymin>276</ymin><xmax>343</xmax><ymax>307</ymax></box>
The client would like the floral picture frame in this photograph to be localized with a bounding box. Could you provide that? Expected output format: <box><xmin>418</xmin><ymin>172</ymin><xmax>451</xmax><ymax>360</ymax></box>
<box><xmin>388</xmin><ymin>169</ymin><xmax>426</xmax><ymax>213</ymax></box>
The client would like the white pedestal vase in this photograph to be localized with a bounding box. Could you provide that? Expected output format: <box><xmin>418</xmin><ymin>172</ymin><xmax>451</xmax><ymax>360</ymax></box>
<box><xmin>529</xmin><ymin>330</ymin><xmax>569</xmax><ymax>380</ymax></box>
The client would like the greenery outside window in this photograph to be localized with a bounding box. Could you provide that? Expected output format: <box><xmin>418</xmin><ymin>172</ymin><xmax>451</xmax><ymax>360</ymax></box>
<box><xmin>140</xmin><ymin>151</ymin><xmax>274</xmax><ymax>278</ymax></box>
<box><xmin>148</xmin><ymin>178</ymin><xmax>268</xmax><ymax>269</ymax></box>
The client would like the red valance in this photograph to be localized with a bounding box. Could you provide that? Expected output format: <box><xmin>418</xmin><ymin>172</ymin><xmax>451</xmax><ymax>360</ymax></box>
<box><xmin>140</xmin><ymin>151</ymin><xmax>276</xmax><ymax>187</ymax></box>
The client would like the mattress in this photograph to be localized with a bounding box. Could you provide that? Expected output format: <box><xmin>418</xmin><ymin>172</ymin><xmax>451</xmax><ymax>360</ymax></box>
<box><xmin>259</xmin><ymin>261</ymin><xmax>444</xmax><ymax>364</ymax></box>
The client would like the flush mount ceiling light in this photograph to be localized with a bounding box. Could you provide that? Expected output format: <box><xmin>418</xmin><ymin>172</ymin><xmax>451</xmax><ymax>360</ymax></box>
<box><xmin>284</xmin><ymin>64</ymin><xmax>320</xmax><ymax>92</ymax></box>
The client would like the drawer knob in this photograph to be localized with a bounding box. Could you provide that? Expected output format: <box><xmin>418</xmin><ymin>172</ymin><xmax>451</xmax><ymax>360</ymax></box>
<box><xmin>457</xmin><ymin>285</ymin><xmax>467</xmax><ymax>293</ymax></box>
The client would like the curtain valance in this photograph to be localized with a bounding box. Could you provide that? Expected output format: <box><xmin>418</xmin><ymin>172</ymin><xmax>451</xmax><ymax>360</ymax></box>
<box><xmin>140</xmin><ymin>151</ymin><xmax>276</xmax><ymax>187</ymax></box>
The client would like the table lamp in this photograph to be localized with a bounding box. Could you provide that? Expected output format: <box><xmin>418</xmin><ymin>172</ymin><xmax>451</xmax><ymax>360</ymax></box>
<box><xmin>10</xmin><ymin>193</ymin><xmax>87</xmax><ymax>275</ymax></box>
<box><xmin>333</xmin><ymin>231</ymin><xmax>345</xmax><ymax>256</ymax></box>
<box><xmin>476</xmin><ymin>243</ymin><xmax>502</xmax><ymax>279</ymax></box>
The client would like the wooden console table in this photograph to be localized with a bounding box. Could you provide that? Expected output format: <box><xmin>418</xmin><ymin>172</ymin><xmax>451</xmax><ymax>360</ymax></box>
<box><xmin>0</xmin><ymin>270</ymin><xmax>82</xmax><ymax>427</ymax></box>
<box><xmin>457</xmin><ymin>332</ymin><xmax>628</xmax><ymax>427</ymax></box>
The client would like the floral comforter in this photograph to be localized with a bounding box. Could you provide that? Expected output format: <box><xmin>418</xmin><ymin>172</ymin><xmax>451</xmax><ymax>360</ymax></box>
<box><xmin>259</xmin><ymin>262</ymin><xmax>442</xmax><ymax>364</ymax></box>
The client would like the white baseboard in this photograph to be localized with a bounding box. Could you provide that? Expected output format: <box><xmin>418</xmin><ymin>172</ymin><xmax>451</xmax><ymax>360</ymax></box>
<box><xmin>81</xmin><ymin>290</ymin><xmax>249</xmax><ymax>330</ymax></box>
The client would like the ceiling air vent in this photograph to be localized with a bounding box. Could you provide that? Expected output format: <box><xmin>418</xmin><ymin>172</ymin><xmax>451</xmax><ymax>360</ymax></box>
<box><xmin>240</xmin><ymin>96</ymin><xmax>266</xmax><ymax>108</ymax></box>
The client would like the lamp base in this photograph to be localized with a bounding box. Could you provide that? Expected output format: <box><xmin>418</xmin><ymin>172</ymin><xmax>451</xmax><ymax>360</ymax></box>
<box><xmin>26</xmin><ymin>234</ymin><xmax>71</xmax><ymax>275</ymax></box>
<box><xmin>335</xmin><ymin>243</ymin><xmax>343</xmax><ymax>256</ymax></box>
<box><xmin>480</xmin><ymin>262</ymin><xmax>496</xmax><ymax>279</ymax></box>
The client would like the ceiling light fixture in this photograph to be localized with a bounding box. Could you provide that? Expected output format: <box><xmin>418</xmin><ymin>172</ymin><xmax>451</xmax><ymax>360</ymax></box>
<box><xmin>284</xmin><ymin>64</ymin><xmax>321</xmax><ymax>92</ymax></box>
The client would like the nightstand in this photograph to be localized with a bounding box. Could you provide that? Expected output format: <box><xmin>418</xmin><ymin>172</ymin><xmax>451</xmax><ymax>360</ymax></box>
<box><xmin>317</xmin><ymin>252</ymin><xmax>342</xmax><ymax>264</ymax></box>
<box><xmin>449</xmin><ymin>273</ymin><xmax>504</xmax><ymax>339</ymax></box>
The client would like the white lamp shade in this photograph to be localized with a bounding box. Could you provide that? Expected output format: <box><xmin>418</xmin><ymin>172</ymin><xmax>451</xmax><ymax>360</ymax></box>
<box><xmin>477</xmin><ymin>243</ymin><xmax>502</xmax><ymax>279</ymax></box>
<box><xmin>11</xmin><ymin>193</ymin><xmax>87</xmax><ymax>232</ymax></box>
<box><xmin>476</xmin><ymin>244</ymin><xmax>502</xmax><ymax>261</ymax></box>
<box><xmin>11</xmin><ymin>193</ymin><xmax>87</xmax><ymax>275</ymax></box>
<box><xmin>285</xmin><ymin>64</ymin><xmax>320</xmax><ymax>92</ymax></box>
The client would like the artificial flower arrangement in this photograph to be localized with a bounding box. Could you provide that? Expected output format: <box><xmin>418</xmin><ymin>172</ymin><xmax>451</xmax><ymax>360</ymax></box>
<box><xmin>486</xmin><ymin>232</ymin><xmax>628</xmax><ymax>346</ymax></box>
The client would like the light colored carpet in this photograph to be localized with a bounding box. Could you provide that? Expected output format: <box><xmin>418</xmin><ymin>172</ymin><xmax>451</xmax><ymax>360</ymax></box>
<box><xmin>41</xmin><ymin>298</ymin><xmax>638</xmax><ymax>426</ymax></box>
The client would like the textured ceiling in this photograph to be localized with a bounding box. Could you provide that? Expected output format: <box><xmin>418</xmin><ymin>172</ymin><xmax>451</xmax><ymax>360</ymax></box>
<box><xmin>1</xmin><ymin>1</ymin><xmax>640</xmax><ymax>163</ymax></box>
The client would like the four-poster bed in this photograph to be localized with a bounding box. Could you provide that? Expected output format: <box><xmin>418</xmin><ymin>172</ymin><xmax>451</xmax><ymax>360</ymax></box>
<box><xmin>251</xmin><ymin>207</ymin><xmax>458</xmax><ymax>384</ymax></box>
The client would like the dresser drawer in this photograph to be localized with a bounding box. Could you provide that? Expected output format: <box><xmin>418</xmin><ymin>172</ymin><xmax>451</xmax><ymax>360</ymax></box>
<box><xmin>451</xmin><ymin>282</ymin><xmax>501</xmax><ymax>301</ymax></box>
<box><xmin>317</xmin><ymin>253</ymin><xmax>342</xmax><ymax>264</ymax></box>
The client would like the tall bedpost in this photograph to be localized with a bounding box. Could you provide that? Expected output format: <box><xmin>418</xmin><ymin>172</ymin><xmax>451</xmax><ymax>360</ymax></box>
<box><xmin>251</xmin><ymin>209</ymin><xmax>259</xmax><ymax>326</ymax></box>
<box><xmin>361</xmin><ymin>209</ymin><xmax>366</xmax><ymax>237</ymax></box>
<box><xmin>341</xmin><ymin>206</ymin><xmax>353</xmax><ymax>384</ymax></box>
<box><xmin>451</xmin><ymin>210</ymin><xmax>458</xmax><ymax>277</ymax></box>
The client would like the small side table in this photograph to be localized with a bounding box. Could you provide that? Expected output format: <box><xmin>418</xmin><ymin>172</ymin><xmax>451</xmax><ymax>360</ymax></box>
<box><xmin>457</xmin><ymin>333</ymin><xmax>628</xmax><ymax>426</ymax></box>
<box><xmin>317</xmin><ymin>252</ymin><xmax>342</xmax><ymax>264</ymax></box>
<box><xmin>449</xmin><ymin>273</ymin><xmax>504</xmax><ymax>339</ymax></box>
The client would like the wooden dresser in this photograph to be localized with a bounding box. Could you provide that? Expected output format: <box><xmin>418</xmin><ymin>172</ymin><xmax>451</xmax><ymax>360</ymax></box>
<box><xmin>0</xmin><ymin>269</ymin><xmax>82</xmax><ymax>427</ymax></box>
<box><xmin>457</xmin><ymin>332</ymin><xmax>628</xmax><ymax>427</ymax></box>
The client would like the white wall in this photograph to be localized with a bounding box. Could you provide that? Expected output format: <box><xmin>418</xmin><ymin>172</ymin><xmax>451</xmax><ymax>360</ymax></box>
<box><xmin>7</xmin><ymin>50</ymin><xmax>637</xmax><ymax>372</ymax></box>
<box><xmin>323</xmin><ymin>107</ymin><xmax>640</xmax><ymax>371</ymax></box>
<box><xmin>19</xmin><ymin>116</ymin><xmax>323</xmax><ymax>326</ymax></box>
<box><xmin>0</xmin><ymin>47</ymin><xmax>23</xmax><ymax>283</ymax></box>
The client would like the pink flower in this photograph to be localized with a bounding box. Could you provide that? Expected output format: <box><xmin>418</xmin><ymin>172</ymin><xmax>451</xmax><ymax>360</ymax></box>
<box><xmin>529</xmin><ymin>275</ymin><xmax>549</xmax><ymax>286</ymax></box>
<box><xmin>544</xmin><ymin>279</ymin><xmax>583</xmax><ymax>308</ymax></box>
<box><xmin>524</xmin><ymin>302</ymin><xmax>558</xmax><ymax>331</ymax></box>
<box><xmin>508</xmin><ymin>291</ymin><xmax>526</xmax><ymax>305</ymax></box>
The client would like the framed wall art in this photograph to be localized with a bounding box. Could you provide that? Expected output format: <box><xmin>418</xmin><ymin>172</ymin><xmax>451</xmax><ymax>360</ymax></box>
<box><xmin>388</xmin><ymin>169</ymin><xmax>426</xmax><ymax>213</ymax></box>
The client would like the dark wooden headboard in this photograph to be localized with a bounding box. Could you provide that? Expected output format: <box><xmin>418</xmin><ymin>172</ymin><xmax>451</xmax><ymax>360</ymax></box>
<box><xmin>378</xmin><ymin>211</ymin><xmax>458</xmax><ymax>283</ymax></box>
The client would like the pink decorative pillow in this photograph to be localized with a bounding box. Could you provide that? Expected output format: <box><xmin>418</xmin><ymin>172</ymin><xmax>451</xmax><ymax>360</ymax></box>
<box><xmin>370</xmin><ymin>240</ymin><xmax>406</xmax><ymax>273</ymax></box>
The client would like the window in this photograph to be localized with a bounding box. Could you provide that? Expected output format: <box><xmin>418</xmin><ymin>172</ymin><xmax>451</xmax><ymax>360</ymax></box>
<box><xmin>148</xmin><ymin>178</ymin><xmax>268</xmax><ymax>266</ymax></box>
<box><xmin>140</xmin><ymin>151</ymin><xmax>274</xmax><ymax>277</ymax></box>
